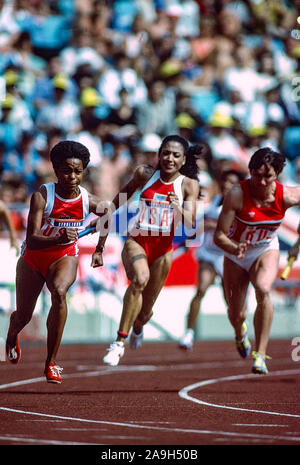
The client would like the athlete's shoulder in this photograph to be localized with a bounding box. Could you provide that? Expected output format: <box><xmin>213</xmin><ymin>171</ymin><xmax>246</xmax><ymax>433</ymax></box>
<box><xmin>224</xmin><ymin>183</ymin><xmax>243</xmax><ymax>211</ymax></box>
<box><xmin>182</xmin><ymin>176</ymin><xmax>200</xmax><ymax>199</ymax></box>
<box><xmin>133</xmin><ymin>164</ymin><xmax>156</xmax><ymax>184</ymax></box>
<box><xmin>37</xmin><ymin>182</ymin><xmax>53</xmax><ymax>201</ymax></box>
<box><xmin>283</xmin><ymin>184</ymin><xmax>300</xmax><ymax>208</ymax></box>
<box><xmin>30</xmin><ymin>189</ymin><xmax>47</xmax><ymax>210</ymax></box>
<box><xmin>182</xmin><ymin>175</ymin><xmax>199</xmax><ymax>190</ymax></box>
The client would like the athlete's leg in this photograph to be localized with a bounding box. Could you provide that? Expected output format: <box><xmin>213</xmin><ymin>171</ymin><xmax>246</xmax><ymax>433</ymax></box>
<box><xmin>6</xmin><ymin>257</ymin><xmax>45</xmax><ymax>348</ymax></box>
<box><xmin>132</xmin><ymin>249</ymin><xmax>173</xmax><ymax>335</ymax></box>
<box><xmin>223</xmin><ymin>257</ymin><xmax>249</xmax><ymax>340</ymax></box>
<box><xmin>249</xmin><ymin>249</ymin><xmax>279</xmax><ymax>356</ymax></box>
<box><xmin>116</xmin><ymin>237</ymin><xmax>150</xmax><ymax>343</ymax></box>
<box><xmin>186</xmin><ymin>261</ymin><xmax>216</xmax><ymax>330</ymax></box>
<box><xmin>45</xmin><ymin>256</ymin><xmax>78</xmax><ymax>365</ymax></box>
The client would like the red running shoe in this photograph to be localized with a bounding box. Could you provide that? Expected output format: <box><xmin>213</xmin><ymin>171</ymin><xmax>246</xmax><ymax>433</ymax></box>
<box><xmin>6</xmin><ymin>335</ymin><xmax>21</xmax><ymax>364</ymax></box>
<box><xmin>44</xmin><ymin>362</ymin><xmax>63</xmax><ymax>384</ymax></box>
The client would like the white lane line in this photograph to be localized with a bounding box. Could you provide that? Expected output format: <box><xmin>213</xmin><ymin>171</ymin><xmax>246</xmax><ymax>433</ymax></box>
<box><xmin>1</xmin><ymin>364</ymin><xmax>300</xmax><ymax>443</ymax></box>
<box><xmin>178</xmin><ymin>369</ymin><xmax>300</xmax><ymax>419</ymax></box>
<box><xmin>0</xmin><ymin>435</ymin><xmax>100</xmax><ymax>445</ymax></box>
<box><xmin>0</xmin><ymin>365</ymin><xmax>158</xmax><ymax>390</ymax></box>
<box><xmin>1</xmin><ymin>405</ymin><xmax>300</xmax><ymax>442</ymax></box>
<box><xmin>233</xmin><ymin>424</ymin><xmax>288</xmax><ymax>428</ymax></box>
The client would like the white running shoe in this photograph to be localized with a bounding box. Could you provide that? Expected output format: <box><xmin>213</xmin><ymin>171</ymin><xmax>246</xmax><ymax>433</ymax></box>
<box><xmin>129</xmin><ymin>328</ymin><xmax>143</xmax><ymax>349</ymax></box>
<box><xmin>103</xmin><ymin>341</ymin><xmax>124</xmax><ymax>366</ymax></box>
<box><xmin>178</xmin><ymin>330</ymin><xmax>194</xmax><ymax>350</ymax></box>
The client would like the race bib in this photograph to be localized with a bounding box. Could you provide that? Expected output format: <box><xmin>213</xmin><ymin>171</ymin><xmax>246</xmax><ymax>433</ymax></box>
<box><xmin>136</xmin><ymin>198</ymin><xmax>173</xmax><ymax>233</ymax></box>
<box><xmin>237</xmin><ymin>224</ymin><xmax>278</xmax><ymax>246</ymax></box>
<box><xmin>41</xmin><ymin>217</ymin><xmax>84</xmax><ymax>241</ymax></box>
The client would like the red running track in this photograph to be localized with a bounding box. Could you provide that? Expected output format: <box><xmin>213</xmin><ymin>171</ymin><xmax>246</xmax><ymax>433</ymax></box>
<box><xmin>0</xmin><ymin>338</ymin><xmax>300</xmax><ymax>449</ymax></box>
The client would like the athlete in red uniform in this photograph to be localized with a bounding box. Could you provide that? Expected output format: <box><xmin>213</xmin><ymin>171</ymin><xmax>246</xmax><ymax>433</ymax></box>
<box><xmin>214</xmin><ymin>147</ymin><xmax>300</xmax><ymax>374</ymax></box>
<box><xmin>6</xmin><ymin>140</ymin><xmax>102</xmax><ymax>383</ymax></box>
<box><xmin>91</xmin><ymin>135</ymin><xmax>200</xmax><ymax>366</ymax></box>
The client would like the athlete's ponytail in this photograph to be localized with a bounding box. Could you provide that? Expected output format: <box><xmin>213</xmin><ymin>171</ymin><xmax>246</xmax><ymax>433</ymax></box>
<box><xmin>180</xmin><ymin>144</ymin><xmax>202</xmax><ymax>181</ymax></box>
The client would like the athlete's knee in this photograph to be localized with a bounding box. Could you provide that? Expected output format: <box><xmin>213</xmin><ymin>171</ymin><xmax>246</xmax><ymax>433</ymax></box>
<box><xmin>227</xmin><ymin>306</ymin><xmax>246</xmax><ymax>325</ymax></box>
<box><xmin>131</xmin><ymin>269</ymin><xmax>150</xmax><ymax>292</ymax></box>
<box><xmin>254</xmin><ymin>282</ymin><xmax>272</xmax><ymax>301</ymax></box>
<box><xmin>51</xmin><ymin>283</ymin><xmax>69</xmax><ymax>303</ymax></box>
<box><xmin>196</xmin><ymin>287</ymin><xmax>206</xmax><ymax>299</ymax></box>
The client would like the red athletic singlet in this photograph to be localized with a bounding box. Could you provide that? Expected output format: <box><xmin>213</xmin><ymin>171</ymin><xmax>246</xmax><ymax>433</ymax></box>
<box><xmin>22</xmin><ymin>183</ymin><xmax>90</xmax><ymax>277</ymax></box>
<box><xmin>228</xmin><ymin>179</ymin><xmax>286</xmax><ymax>246</ymax></box>
<box><xmin>130</xmin><ymin>171</ymin><xmax>185</xmax><ymax>264</ymax></box>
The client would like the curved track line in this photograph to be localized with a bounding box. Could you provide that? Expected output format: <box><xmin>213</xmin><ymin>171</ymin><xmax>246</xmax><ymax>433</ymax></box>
<box><xmin>1</xmin><ymin>365</ymin><xmax>300</xmax><ymax>443</ymax></box>
<box><xmin>178</xmin><ymin>368</ymin><xmax>300</xmax><ymax>418</ymax></box>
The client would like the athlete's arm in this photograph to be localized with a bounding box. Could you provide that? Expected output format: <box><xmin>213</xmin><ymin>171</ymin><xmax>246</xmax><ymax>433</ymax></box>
<box><xmin>214</xmin><ymin>185</ymin><xmax>250</xmax><ymax>258</ymax></box>
<box><xmin>91</xmin><ymin>165</ymin><xmax>155</xmax><ymax>267</ymax></box>
<box><xmin>171</xmin><ymin>177</ymin><xmax>199</xmax><ymax>230</ymax></box>
<box><xmin>26</xmin><ymin>188</ymin><xmax>77</xmax><ymax>250</ymax></box>
<box><xmin>0</xmin><ymin>200</ymin><xmax>19</xmax><ymax>254</ymax></box>
<box><xmin>284</xmin><ymin>186</ymin><xmax>300</xmax><ymax>259</ymax></box>
<box><xmin>112</xmin><ymin>165</ymin><xmax>155</xmax><ymax>210</ymax></box>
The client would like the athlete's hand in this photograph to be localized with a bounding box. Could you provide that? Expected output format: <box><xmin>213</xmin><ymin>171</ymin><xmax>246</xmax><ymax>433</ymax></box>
<box><xmin>288</xmin><ymin>242</ymin><xmax>300</xmax><ymax>261</ymax></box>
<box><xmin>91</xmin><ymin>251</ymin><xmax>103</xmax><ymax>268</ymax></box>
<box><xmin>60</xmin><ymin>228</ymin><xmax>78</xmax><ymax>243</ymax></box>
<box><xmin>168</xmin><ymin>191</ymin><xmax>180</xmax><ymax>210</ymax></box>
<box><xmin>235</xmin><ymin>240</ymin><xmax>250</xmax><ymax>259</ymax></box>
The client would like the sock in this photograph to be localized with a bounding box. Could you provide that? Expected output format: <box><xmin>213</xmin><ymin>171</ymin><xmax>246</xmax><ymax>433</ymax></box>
<box><xmin>117</xmin><ymin>330</ymin><xmax>128</xmax><ymax>340</ymax></box>
<box><xmin>133</xmin><ymin>327</ymin><xmax>143</xmax><ymax>336</ymax></box>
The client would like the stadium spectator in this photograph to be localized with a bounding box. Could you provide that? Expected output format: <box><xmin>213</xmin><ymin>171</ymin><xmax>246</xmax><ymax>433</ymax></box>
<box><xmin>35</xmin><ymin>73</ymin><xmax>81</xmax><ymax>133</ymax></box>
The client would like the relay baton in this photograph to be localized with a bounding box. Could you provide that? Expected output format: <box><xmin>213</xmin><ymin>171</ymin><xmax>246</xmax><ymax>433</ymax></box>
<box><xmin>78</xmin><ymin>226</ymin><xmax>96</xmax><ymax>239</ymax></box>
<box><xmin>280</xmin><ymin>256</ymin><xmax>296</xmax><ymax>280</ymax></box>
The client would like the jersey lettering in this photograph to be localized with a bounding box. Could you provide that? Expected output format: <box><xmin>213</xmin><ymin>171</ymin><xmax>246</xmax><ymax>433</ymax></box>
<box><xmin>240</xmin><ymin>225</ymin><xmax>277</xmax><ymax>246</ymax></box>
<box><xmin>137</xmin><ymin>199</ymin><xmax>173</xmax><ymax>232</ymax></box>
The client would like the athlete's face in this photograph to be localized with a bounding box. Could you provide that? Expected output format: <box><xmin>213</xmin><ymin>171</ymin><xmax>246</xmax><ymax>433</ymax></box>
<box><xmin>221</xmin><ymin>173</ymin><xmax>240</xmax><ymax>196</ymax></box>
<box><xmin>159</xmin><ymin>141</ymin><xmax>186</xmax><ymax>177</ymax></box>
<box><xmin>55</xmin><ymin>157</ymin><xmax>84</xmax><ymax>195</ymax></box>
<box><xmin>250</xmin><ymin>164</ymin><xmax>277</xmax><ymax>189</ymax></box>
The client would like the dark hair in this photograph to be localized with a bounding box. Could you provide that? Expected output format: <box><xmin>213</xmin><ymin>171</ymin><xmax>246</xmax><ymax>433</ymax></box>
<box><xmin>248</xmin><ymin>147</ymin><xmax>286</xmax><ymax>175</ymax></box>
<box><xmin>180</xmin><ymin>144</ymin><xmax>202</xmax><ymax>180</ymax></box>
<box><xmin>158</xmin><ymin>134</ymin><xmax>189</xmax><ymax>156</ymax></box>
<box><xmin>50</xmin><ymin>140</ymin><xmax>90</xmax><ymax>169</ymax></box>
<box><xmin>221</xmin><ymin>169</ymin><xmax>245</xmax><ymax>182</ymax></box>
<box><xmin>157</xmin><ymin>135</ymin><xmax>199</xmax><ymax>180</ymax></box>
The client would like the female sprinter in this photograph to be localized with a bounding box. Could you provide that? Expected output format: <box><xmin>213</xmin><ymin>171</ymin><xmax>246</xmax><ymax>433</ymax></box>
<box><xmin>214</xmin><ymin>147</ymin><xmax>300</xmax><ymax>374</ymax></box>
<box><xmin>92</xmin><ymin>135</ymin><xmax>200</xmax><ymax>366</ymax></box>
<box><xmin>6</xmin><ymin>140</ymin><xmax>103</xmax><ymax>383</ymax></box>
<box><xmin>179</xmin><ymin>169</ymin><xmax>244</xmax><ymax>350</ymax></box>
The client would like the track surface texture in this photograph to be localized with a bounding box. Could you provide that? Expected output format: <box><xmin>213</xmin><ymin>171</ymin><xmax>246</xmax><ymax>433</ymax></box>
<box><xmin>0</xmin><ymin>338</ymin><xmax>300</xmax><ymax>449</ymax></box>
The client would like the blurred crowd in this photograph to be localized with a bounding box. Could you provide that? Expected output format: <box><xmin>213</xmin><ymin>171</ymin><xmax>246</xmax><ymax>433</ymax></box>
<box><xmin>0</xmin><ymin>0</ymin><xmax>300</xmax><ymax>236</ymax></box>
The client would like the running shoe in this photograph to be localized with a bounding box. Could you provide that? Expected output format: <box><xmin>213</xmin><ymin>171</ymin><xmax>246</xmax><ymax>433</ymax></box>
<box><xmin>129</xmin><ymin>328</ymin><xmax>143</xmax><ymax>349</ymax></box>
<box><xmin>178</xmin><ymin>329</ymin><xmax>194</xmax><ymax>350</ymax></box>
<box><xmin>6</xmin><ymin>335</ymin><xmax>21</xmax><ymax>364</ymax></box>
<box><xmin>235</xmin><ymin>321</ymin><xmax>251</xmax><ymax>358</ymax></box>
<box><xmin>103</xmin><ymin>341</ymin><xmax>124</xmax><ymax>366</ymax></box>
<box><xmin>252</xmin><ymin>351</ymin><xmax>270</xmax><ymax>375</ymax></box>
<box><xmin>45</xmin><ymin>362</ymin><xmax>63</xmax><ymax>384</ymax></box>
